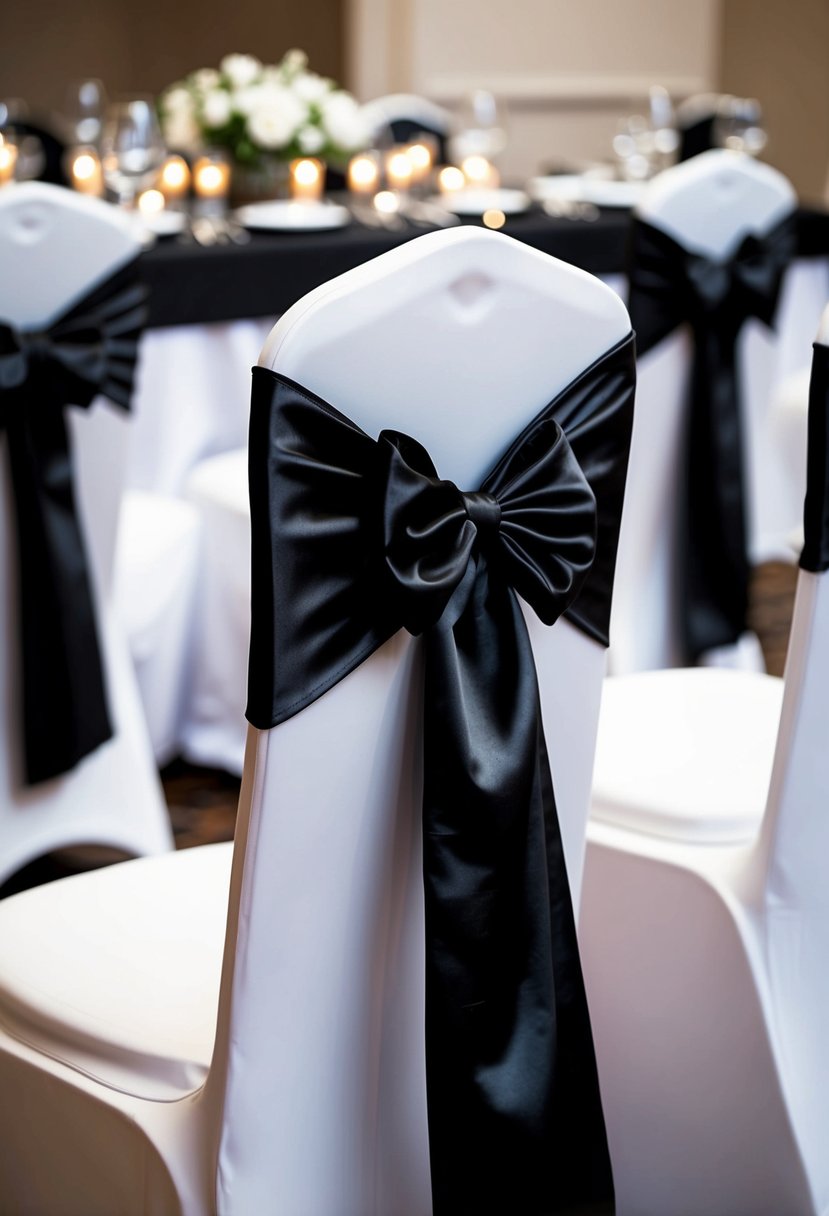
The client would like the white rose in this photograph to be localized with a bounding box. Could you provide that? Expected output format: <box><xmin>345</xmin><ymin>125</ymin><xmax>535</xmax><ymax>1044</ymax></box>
<box><xmin>232</xmin><ymin>85</ymin><xmax>265</xmax><ymax>117</ymax></box>
<box><xmin>163</xmin><ymin>110</ymin><xmax>200</xmax><ymax>152</ymax></box>
<box><xmin>292</xmin><ymin>72</ymin><xmax>331</xmax><ymax>105</ymax></box>
<box><xmin>164</xmin><ymin>87</ymin><xmax>193</xmax><ymax>115</ymax></box>
<box><xmin>282</xmin><ymin>48</ymin><xmax>309</xmax><ymax>76</ymax></box>
<box><xmin>297</xmin><ymin>124</ymin><xmax>325</xmax><ymax>154</ymax></box>
<box><xmin>202</xmin><ymin>89</ymin><xmax>232</xmax><ymax>128</ymax></box>
<box><xmin>247</xmin><ymin>89</ymin><xmax>308</xmax><ymax>149</ymax></box>
<box><xmin>320</xmin><ymin>92</ymin><xmax>369</xmax><ymax>150</ymax></box>
<box><xmin>221</xmin><ymin>53</ymin><xmax>262</xmax><ymax>89</ymax></box>
<box><xmin>193</xmin><ymin>68</ymin><xmax>221</xmax><ymax>91</ymax></box>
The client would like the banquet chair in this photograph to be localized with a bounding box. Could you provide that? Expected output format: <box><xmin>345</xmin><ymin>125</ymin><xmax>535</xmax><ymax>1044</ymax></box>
<box><xmin>579</xmin><ymin>306</ymin><xmax>829</xmax><ymax>1216</ymax></box>
<box><xmin>609</xmin><ymin>149</ymin><xmax>797</xmax><ymax>674</ymax></box>
<box><xmin>0</xmin><ymin>226</ymin><xmax>633</xmax><ymax>1214</ymax></box>
<box><xmin>0</xmin><ymin>183</ymin><xmax>174</xmax><ymax>886</ymax></box>
<box><xmin>361</xmin><ymin>92</ymin><xmax>451</xmax><ymax>161</ymax></box>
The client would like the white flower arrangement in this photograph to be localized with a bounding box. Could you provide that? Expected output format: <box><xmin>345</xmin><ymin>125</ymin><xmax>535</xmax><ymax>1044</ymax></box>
<box><xmin>159</xmin><ymin>50</ymin><xmax>370</xmax><ymax>166</ymax></box>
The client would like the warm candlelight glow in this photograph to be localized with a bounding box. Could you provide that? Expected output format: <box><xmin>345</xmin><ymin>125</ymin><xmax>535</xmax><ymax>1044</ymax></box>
<box><xmin>405</xmin><ymin>137</ymin><xmax>436</xmax><ymax>186</ymax></box>
<box><xmin>482</xmin><ymin>208</ymin><xmax>506</xmax><ymax>230</ymax></box>
<box><xmin>159</xmin><ymin>154</ymin><xmax>190</xmax><ymax>201</ymax></box>
<box><xmin>385</xmin><ymin>150</ymin><xmax>413</xmax><ymax>192</ymax></box>
<box><xmin>289</xmin><ymin>157</ymin><xmax>324</xmax><ymax>202</ymax></box>
<box><xmin>193</xmin><ymin>153</ymin><xmax>231</xmax><ymax>201</ymax></box>
<box><xmin>461</xmin><ymin>155</ymin><xmax>500</xmax><ymax>188</ymax></box>
<box><xmin>438</xmin><ymin>166</ymin><xmax>465</xmax><ymax>194</ymax></box>
<box><xmin>347</xmin><ymin>152</ymin><xmax>381</xmax><ymax>195</ymax></box>
<box><xmin>0</xmin><ymin>137</ymin><xmax>18</xmax><ymax>187</ymax></box>
<box><xmin>137</xmin><ymin>188</ymin><xmax>166</xmax><ymax>215</ymax></box>
<box><xmin>373</xmin><ymin>190</ymin><xmax>400</xmax><ymax>214</ymax></box>
<box><xmin>68</xmin><ymin>147</ymin><xmax>103</xmax><ymax>196</ymax></box>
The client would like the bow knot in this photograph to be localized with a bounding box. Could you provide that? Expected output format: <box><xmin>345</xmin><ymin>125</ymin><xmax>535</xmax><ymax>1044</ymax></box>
<box><xmin>378</xmin><ymin>418</ymin><xmax>597</xmax><ymax>637</ymax></box>
<box><xmin>682</xmin><ymin>225</ymin><xmax>794</xmax><ymax>329</ymax></box>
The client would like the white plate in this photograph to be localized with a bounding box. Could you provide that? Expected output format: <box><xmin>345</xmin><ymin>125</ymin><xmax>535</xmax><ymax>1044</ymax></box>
<box><xmin>139</xmin><ymin>208</ymin><xmax>188</xmax><ymax>237</ymax></box>
<box><xmin>529</xmin><ymin>175</ymin><xmax>645</xmax><ymax>208</ymax></box>
<box><xmin>233</xmin><ymin>200</ymin><xmax>351</xmax><ymax>231</ymax></box>
<box><xmin>435</xmin><ymin>188</ymin><xmax>531</xmax><ymax>216</ymax></box>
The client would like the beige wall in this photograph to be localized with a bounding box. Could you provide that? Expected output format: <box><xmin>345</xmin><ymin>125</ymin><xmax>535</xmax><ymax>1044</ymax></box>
<box><xmin>720</xmin><ymin>0</ymin><xmax>829</xmax><ymax>202</ymax></box>
<box><xmin>2</xmin><ymin>0</ymin><xmax>344</xmax><ymax>120</ymax></box>
<box><xmin>347</xmin><ymin>0</ymin><xmax>722</xmax><ymax>178</ymax></box>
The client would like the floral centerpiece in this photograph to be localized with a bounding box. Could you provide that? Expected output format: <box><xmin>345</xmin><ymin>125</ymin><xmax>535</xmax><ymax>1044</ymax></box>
<box><xmin>159</xmin><ymin>49</ymin><xmax>370</xmax><ymax>199</ymax></box>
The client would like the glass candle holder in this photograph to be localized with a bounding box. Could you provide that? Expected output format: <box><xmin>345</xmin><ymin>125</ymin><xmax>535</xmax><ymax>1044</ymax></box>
<box><xmin>159</xmin><ymin>154</ymin><xmax>191</xmax><ymax>206</ymax></box>
<box><xmin>405</xmin><ymin>135</ymin><xmax>437</xmax><ymax>189</ymax></box>
<box><xmin>193</xmin><ymin>150</ymin><xmax>231</xmax><ymax>213</ymax></box>
<box><xmin>289</xmin><ymin>157</ymin><xmax>324</xmax><ymax>202</ymax></box>
<box><xmin>0</xmin><ymin>136</ymin><xmax>18</xmax><ymax>187</ymax></box>
<box><xmin>67</xmin><ymin>146</ymin><xmax>104</xmax><ymax>196</ymax></box>
<box><xmin>461</xmin><ymin>155</ymin><xmax>500</xmax><ymax>189</ymax></box>
<box><xmin>385</xmin><ymin>148</ymin><xmax>413</xmax><ymax>194</ymax></box>
<box><xmin>347</xmin><ymin>151</ymin><xmax>381</xmax><ymax>195</ymax></box>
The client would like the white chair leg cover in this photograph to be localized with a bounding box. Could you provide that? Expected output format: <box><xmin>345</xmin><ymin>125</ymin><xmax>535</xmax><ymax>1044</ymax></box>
<box><xmin>114</xmin><ymin>491</ymin><xmax>202</xmax><ymax>766</ymax></box>
<box><xmin>180</xmin><ymin>450</ymin><xmax>250</xmax><ymax>775</ymax></box>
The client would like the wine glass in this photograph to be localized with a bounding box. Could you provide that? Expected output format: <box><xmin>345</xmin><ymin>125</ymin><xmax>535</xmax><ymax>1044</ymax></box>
<box><xmin>714</xmin><ymin>96</ymin><xmax>767</xmax><ymax>157</ymax></box>
<box><xmin>65</xmin><ymin>79</ymin><xmax>108</xmax><ymax>147</ymax></box>
<box><xmin>449</xmin><ymin>90</ymin><xmax>508</xmax><ymax>164</ymax></box>
<box><xmin>101</xmin><ymin>97</ymin><xmax>165</xmax><ymax>208</ymax></box>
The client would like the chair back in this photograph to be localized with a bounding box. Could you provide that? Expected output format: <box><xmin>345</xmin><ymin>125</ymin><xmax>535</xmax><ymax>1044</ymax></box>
<box><xmin>0</xmin><ymin>183</ymin><xmax>167</xmax><ymax>869</ymax></box>
<box><xmin>750</xmin><ymin>306</ymin><xmax>829</xmax><ymax>1195</ymax></box>
<box><xmin>361</xmin><ymin>92</ymin><xmax>451</xmax><ymax>161</ymax></box>
<box><xmin>0</xmin><ymin>182</ymin><xmax>141</xmax><ymax>589</ymax></box>
<box><xmin>207</xmin><ymin>228</ymin><xmax>630</xmax><ymax>1215</ymax></box>
<box><xmin>610</xmin><ymin>150</ymin><xmax>796</xmax><ymax>672</ymax></box>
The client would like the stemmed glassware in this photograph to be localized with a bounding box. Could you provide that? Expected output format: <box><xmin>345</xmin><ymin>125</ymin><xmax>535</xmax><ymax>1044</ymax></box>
<box><xmin>65</xmin><ymin>79</ymin><xmax>108</xmax><ymax>147</ymax></box>
<box><xmin>448</xmin><ymin>90</ymin><xmax>508</xmax><ymax>165</ymax></box>
<box><xmin>714</xmin><ymin>96</ymin><xmax>767</xmax><ymax>157</ymax></box>
<box><xmin>101</xmin><ymin>97</ymin><xmax>165</xmax><ymax>208</ymax></box>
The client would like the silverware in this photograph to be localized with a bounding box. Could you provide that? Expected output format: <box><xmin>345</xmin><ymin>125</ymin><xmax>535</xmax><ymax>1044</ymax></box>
<box><xmin>541</xmin><ymin>199</ymin><xmax>600</xmax><ymax>223</ymax></box>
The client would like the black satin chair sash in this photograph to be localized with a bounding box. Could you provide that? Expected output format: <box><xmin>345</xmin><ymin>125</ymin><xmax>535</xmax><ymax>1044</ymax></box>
<box><xmin>247</xmin><ymin>334</ymin><xmax>636</xmax><ymax>1215</ymax></box>
<box><xmin>628</xmin><ymin>212</ymin><xmax>796</xmax><ymax>660</ymax></box>
<box><xmin>0</xmin><ymin>259</ymin><xmax>148</xmax><ymax>785</ymax></box>
<box><xmin>800</xmin><ymin>343</ymin><xmax>829</xmax><ymax>573</ymax></box>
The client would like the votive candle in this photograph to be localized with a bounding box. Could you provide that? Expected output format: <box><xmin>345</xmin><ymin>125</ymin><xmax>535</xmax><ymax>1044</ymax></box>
<box><xmin>193</xmin><ymin>153</ymin><xmax>231</xmax><ymax>201</ymax></box>
<box><xmin>347</xmin><ymin>151</ymin><xmax>381</xmax><ymax>195</ymax></box>
<box><xmin>159</xmin><ymin>154</ymin><xmax>190</xmax><ymax>203</ymax></box>
<box><xmin>0</xmin><ymin>137</ymin><xmax>19</xmax><ymax>187</ymax></box>
<box><xmin>289</xmin><ymin>157</ymin><xmax>324</xmax><ymax>202</ymax></box>
<box><xmin>68</xmin><ymin>147</ymin><xmax>103</xmax><ymax>196</ymax></box>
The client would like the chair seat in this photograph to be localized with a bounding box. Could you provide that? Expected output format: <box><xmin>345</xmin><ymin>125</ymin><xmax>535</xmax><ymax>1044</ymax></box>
<box><xmin>592</xmin><ymin>669</ymin><xmax>784</xmax><ymax>844</ymax></box>
<box><xmin>0</xmin><ymin>843</ymin><xmax>232</xmax><ymax>1101</ymax></box>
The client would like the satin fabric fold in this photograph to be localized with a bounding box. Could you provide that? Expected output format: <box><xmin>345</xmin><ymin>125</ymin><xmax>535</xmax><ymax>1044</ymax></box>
<box><xmin>800</xmin><ymin>343</ymin><xmax>829</xmax><ymax>574</ymax></box>
<box><xmin>247</xmin><ymin>334</ymin><xmax>636</xmax><ymax>1214</ymax></box>
<box><xmin>0</xmin><ymin>259</ymin><xmax>147</xmax><ymax>785</ymax></box>
<box><xmin>628</xmin><ymin>212</ymin><xmax>796</xmax><ymax>660</ymax></box>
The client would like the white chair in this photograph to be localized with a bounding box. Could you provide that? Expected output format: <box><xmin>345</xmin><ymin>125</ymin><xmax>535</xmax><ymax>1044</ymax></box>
<box><xmin>0</xmin><ymin>183</ymin><xmax>173</xmax><ymax>884</ymax></box>
<box><xmin>579</xmin><ymin>307</ymin><xmax>829</xmax><ymax>1216</ymax></box>
<box><xmin>610</xmin><ymin>149</ymin><xmax>797</xmax><ymax>674</ymax></box>
<box><xmin>361</xmin><ymin>92</ymin><xmax>451</xmax><ymax>159</ymax></box>
<box><xmin>0</xmin><ymin>227</ymin><xmax>631</xmax><ymax>1214</ymax></box>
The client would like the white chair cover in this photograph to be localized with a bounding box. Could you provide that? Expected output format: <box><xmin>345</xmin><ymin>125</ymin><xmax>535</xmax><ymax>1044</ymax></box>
<box><xmin>0</xmin><ymin>227</ymin><xmax>632</xmax><ymax>1214</ymax></box>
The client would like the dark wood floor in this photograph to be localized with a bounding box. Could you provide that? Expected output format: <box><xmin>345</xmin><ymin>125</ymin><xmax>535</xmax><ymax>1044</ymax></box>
<box><xmin>0</xmin><ymin>560</ymin><xmax>800</xmax><ymax>900</ymax></box>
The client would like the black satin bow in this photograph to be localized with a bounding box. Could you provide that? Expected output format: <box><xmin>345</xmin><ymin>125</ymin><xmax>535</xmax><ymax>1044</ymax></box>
<box><xmin>628</xmin><ymin>212</ymin><xmax>796</xmax><ymax>660</ymax></box>
<box><xmin>247</xmin><ymin>334</ymin><xmax>636</xmax><ymax>1215</ymax></box>
<box><xmin>0</xmin><ymin>259</ymin><xmax>147</xmax><ymax>785</ymax></box>
<box><xmin>800</xmin><ymin>343</ymin><xmax>829</xmax><ymax>574</ymax></box>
